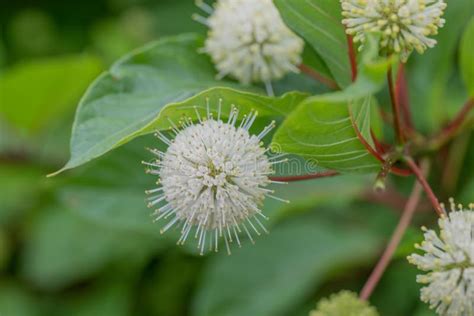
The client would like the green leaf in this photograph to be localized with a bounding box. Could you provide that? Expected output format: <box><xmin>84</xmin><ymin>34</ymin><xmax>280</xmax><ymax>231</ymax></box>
<box><xmin>21</xmin><ymin>205</ymin><xmax>161</xmax><ymax>290</ymax></box>
<box><xmin>0</xmin><ymin>165</ymin><xmax>43</xmax><ymax>225</ymax></box>
<box><xmin>137</xmin><ymin>252</ymin><xmax>201</xmax><ymax>316</ymax></box>
<box><xmin>0</xmin><ymin>55</ymin><xmax>102</xmax><ymax>132</ymax></box>
<box><xmin>51</xmin><ymin>279</ymin><xmax>133</xmax><ymax>316</ymax></box>
<box><xmin>460</xmin><ymin>17</ymin><xmax>474</xmax><ymax>96</ymax></box>
<box><xmin>0</xmin><ymin>283</ymin><xmax>40</xmax><ymax>316</ymax></box>
<box><xmin>55</xmin><ymin>33</ymin><xmax>308</xmax><ymax>175</ymax></box>
<box><xmin>193</xmin><ymin>212</ymin><xmax>379</xmax><ymax>316</ymax></box>
<box><xmin>301</xmin><ymin>43</ymin><xmax>333</xmax><ymax>81</ymax></box>
<box><xmin>272</xmin><ymin>36</ymin><xmax>391</xmax><ymax>173</ymax></box>
<box><xmin>274</xmin><ymin>0</ymin><xmax>351</xmax><ymax>88</ymax></box>
<box><xmin>0</xmin><ymin>229</ymin><xmax>11</xmax><ymax>271</ymax></box>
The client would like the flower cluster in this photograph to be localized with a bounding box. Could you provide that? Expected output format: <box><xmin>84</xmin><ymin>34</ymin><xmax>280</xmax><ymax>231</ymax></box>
<box><xmin>341</xmin><ymin>0</ymin><xmax>447</xmax><ymax>61</ymax></box>
<box><xmin>144</xmin><ymin>101</ymin><xmax>286</xmax><ymax>255</ymax></box>
<box><xmin>408</xmin><ymin>199</ymin><xmax>474</xmax><ymax>315</ymax></box>
<box><xmin>310</xmin><ymin>291</ymin><xmax>379</xmax><ymax>316</ymax></box>
<box><xmin>194</xmin><ymin>0</ymin><xmax>304</xmax><ymax>90</ymax></box>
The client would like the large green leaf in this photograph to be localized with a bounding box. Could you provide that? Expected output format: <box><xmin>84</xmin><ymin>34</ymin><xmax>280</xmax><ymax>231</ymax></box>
<box><xmin>460</xmin><ymin>17</ymin><xmax>474</xmax><ymax>97</ymax></box>
<box><xmin>0</xmin><ymin>55</ymin><xmax>102</xmax><ymax>132</ymax></box>
<box><xmin>192</xmin><ymin>212</ymin><xmax>379</xmax><ymax>316</ymax></box>
<box><xmin>54</xmin><ymin>33</ymin><xmax>308</xmax><ymax>175</ymax></box>
<box><xmin>20</xmin><ymin>205</ymin><xmax>162</xmax><ymax>290</ymax></box>
<box><xmin>272</xmin><ymin>36</ymin><xmax>391</xmax><ymax>173</ymax></box>
<box><xmin>274</xmin><ymin>0</ymin><xmax>351</xmax><ymax>88</ymax></box>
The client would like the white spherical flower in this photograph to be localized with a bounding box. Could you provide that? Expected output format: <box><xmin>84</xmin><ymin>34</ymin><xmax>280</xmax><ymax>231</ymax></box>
<box><xmin>194</xmin><ymin>0</ymin><xmax>304</xmax><ymax>89</ymax></box>
<box><xmin>408</xmin><ymin>199</ymin><xmax>474</xmax><ymax>316</ymax></box>
<box><xmin>144</xmin><ymin>101</ymin><xmax>287</xmax><ymax>254</ymax></box>
<box><xmin>341</xmin><ymin>0</ymin><xmax>447</xmax><ymax>61</ymax></box>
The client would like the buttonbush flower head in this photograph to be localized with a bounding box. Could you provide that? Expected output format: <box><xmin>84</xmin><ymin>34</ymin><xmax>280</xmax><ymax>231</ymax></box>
<box><xmin>341</xmin><ymin>0</ymin><xmax>447</xmax><ymax>61</ymax></box>
<box><xmin>310</xmin><ymin>291</ymin><xmax>379</xmax><ymax>316</ymax></box>
<box><xmin>408</xmin><ymin>199</ymin><xmax>474</xmax><ymax>315</ymax></box>
<box><xmin>194</xmin><ymin>0</ymin><xmax>304</xmax><ymax>90</ymax></box>
<box><xmin>144</xmin><ymin>100</ymin><xmax>287</xmax><ymax>255</ymax></box>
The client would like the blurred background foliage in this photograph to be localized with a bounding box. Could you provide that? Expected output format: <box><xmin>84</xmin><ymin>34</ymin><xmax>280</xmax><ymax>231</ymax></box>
<box><xmin>0</xmin><ymin>0</ymin><xmax>472</xmax><ymax>315</ymax></box>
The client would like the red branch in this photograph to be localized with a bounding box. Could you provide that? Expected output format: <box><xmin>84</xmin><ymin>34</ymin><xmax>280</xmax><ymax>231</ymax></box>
<box><xmin>349</xmin><ymin>106</ymin><xmax>385</xmax><ymax>163</ymax></box>
<box><xmin>269</xmin><ymin>171</ymin><xmax>339</xmax><ymax>182</ymax></box>
<box><xmin>298</xmin><ymin>64</ymin><xmax>339</xmax><ymax>90</ymax></box>
<box><xmin>388</xmin><ymin>66</ymin><xmax>405</xmax><ymax>144</ymax></box>
<box><xmin>395</xmin><ymin>63</ymin><xmax>414</xmax><ymax>133</ymax></box>
<box><xmin>360</xmin><ymin>160</ymin><xmax>427</xmax><ymax>301</ymax></box>
<box><xmin>439</xmin><ymin>98</ymin><xmax>474</xmax><ymax>141</ymax></box>
<box><xmin>347</xmin><ymin>35</ymin><xmax>358</xmax><ymax>82</ymax></box>
<box><xmin>404</xmin><ymin>157</ymin><xmax>445</xmax><ymax>217</ymax></box>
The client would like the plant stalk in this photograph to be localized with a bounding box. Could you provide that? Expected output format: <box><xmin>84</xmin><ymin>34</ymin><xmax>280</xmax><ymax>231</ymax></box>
<box><xmin>388</xmin><ymin>66</ymin><xmax>405</xmax><ymax>144</ymax></box>
<box><xmin>404</xmin><ymin>157</ymin><xmax>445</xmax><ymax>217</ymax></box>
<box><xmin>298</xmin><ymin>64</ymin><xmax>339</xmax><ymax>90</ymax></box>
<box><xmin>360</xmin><ymin>160</ymin><xmax>428</xmax><ymax>300</ymax></box>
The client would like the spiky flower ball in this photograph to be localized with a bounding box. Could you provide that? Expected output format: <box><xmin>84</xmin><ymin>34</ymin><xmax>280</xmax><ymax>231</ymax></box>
<box><xmin>194</xmin><ymin>0</ymin><xmax>304</xmax><ymax>89</ymax></box>
<box><xmin>310</xmin><ymin>291</ymin><xmax>379</xmax><ymax>316</ymax></box>
<box><xmin>341</xmin><ymin>0</ymin><xmax>447</xmax><ymax>61</ymax></box>
<box><xmin>144</xmin><ymin>101</ymin><xmax>286</xmax><ymax>254</ymax></box>
<box><xmin>408</xmin><ymin>199</ymin><xmax>474</xmax><ymax>315</ymax></box>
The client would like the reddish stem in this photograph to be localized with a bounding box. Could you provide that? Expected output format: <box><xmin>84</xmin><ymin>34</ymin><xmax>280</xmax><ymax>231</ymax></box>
<box><xmin>269</xmin><ymin>170</ymin><xmax>339</xmax><ymax>182</ymax></box>
<box><xmin>388</xmin><ymin>66</ymin><xmax>405</xmax><ymax>144</ymax></box>
<box><xmin>404</xmin><ymin>157</ymin><xmax>445</xmax><ymax>217</ymax></box>
<box><xmin>438</xmin><ymin>98</ymin><xmax>474</xmax><ymax>143</ymax></box>
<box><xmin>349</xmin><ymin>105</ymin><xmax>385</xmax><ymax>163</ymax></box>
<box><xmin>395</xmin><ymin>63</ymin><xmax>414</xmax><ymax>133</ymax></box>
<box><xmin>346</xmin><ymin>35</ymin><xmax>357</xmax><ymax>82</ymax></box>
<box><xmin>298</xmin><ymin>64</ymin><xmax>339</xmax><ymax>90</ymax></box>
<box><xmin>360</xmin><ymin>160</ymin><xmax>427</xmax><ymax>301</ymax></box>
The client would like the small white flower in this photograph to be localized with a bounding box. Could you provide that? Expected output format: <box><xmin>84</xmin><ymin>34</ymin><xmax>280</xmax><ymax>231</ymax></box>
<box><xmin>341</xmin><ymin>0</ymin><xmax>447</xmax><ymax>61</ymax></box>
<box><xmin>408</xmin><ymin>199</ymin><xmax>474</xmax><ymax>316</ymax></box>
<box><xmin>194</xmin><ymin>0</ymin><xmax>304</xmax><ymax>92</ymax></box>
<box><xmin>144</xmin><ymin>101</ymin><xmax>287</xmax><ymax>254</ymax></box>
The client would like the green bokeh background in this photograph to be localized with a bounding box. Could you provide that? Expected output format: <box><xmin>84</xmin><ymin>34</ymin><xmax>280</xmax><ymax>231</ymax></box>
<box><xmin>0</xmin><ymin>0</ymin><xmax>472</xmax><ymax>315</ymax></box>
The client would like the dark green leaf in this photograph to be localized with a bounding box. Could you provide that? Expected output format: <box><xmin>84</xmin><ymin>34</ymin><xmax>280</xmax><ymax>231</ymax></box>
<box><xmin>193</xmin><ymin>212</ymin><xmax>380</xmax><ymax>316</ymax></box>
<box><xmin>371</xmin><ymin>262</ymin><xmax>421</xmax><ymax>316</ymax></box>
<box><xmin>21</xmin><ymin>206</ymin><xmax>160</xmax><ymax>290</ymax></box>
<box><xmin>51</xmin><ymin>280</ymin><xmax>133</xmax><ymax>316</ymax></box>
<box><xmin>274</xmin><ymin>0</ymin><xmax>351</xmax><ymax>87</ymax></box>
<box><xmin>0</xmin><ymin>282</ymin><xmax>40</xmax><ymax>316</ymax></box>
<box><xmin>0</xmin><ymin>165</ymin><xmax>43</xmax><ymax>225</ymax></box>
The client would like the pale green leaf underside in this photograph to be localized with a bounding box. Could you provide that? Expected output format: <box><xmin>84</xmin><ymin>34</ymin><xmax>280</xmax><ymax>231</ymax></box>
<box><xmin>274</xmin><ymin>0</ymin><xmax>351</xmax><ymax>88</ymax></box>
<box><xmin>53</xmin><ymin>33</ymin><xmax>308</xmax><ymax>175</ymax></box>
